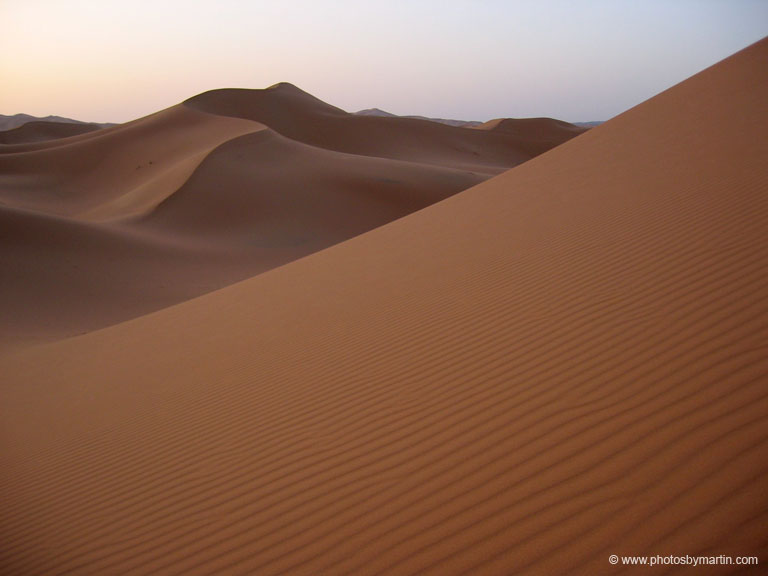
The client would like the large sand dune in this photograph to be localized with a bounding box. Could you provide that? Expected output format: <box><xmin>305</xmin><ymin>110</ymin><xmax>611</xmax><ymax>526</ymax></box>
<box><xmin>184</xmin><ymin>83</ymin><xmax>563</xmax><ymax>173</ymax></box>
<box><xmin>1</xmin><ymin>38</ymin><xmax>767</xmax><ymax>575</ymax></box>
<box><xmin>0</xmin><ymin>87</ymin><xmax>579</xmax><ymax>350</ymax></box>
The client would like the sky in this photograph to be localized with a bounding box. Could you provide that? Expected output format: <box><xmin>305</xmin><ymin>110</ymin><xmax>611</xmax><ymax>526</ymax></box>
<box><xmin>1</xmin><ymin>0</ymin><xmax>767</xmax><ymax>124</ymax></box>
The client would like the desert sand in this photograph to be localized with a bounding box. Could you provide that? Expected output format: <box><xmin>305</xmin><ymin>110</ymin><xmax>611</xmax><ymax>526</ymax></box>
<box><xmin>0</xmin><ymin>84</ymin><xmax>580</xmax><ymax>351</ymax></box>
<box><xmin>0</xmin><ymin>121</ymin><xmax>102</xmax><ymax>145</ymax></box>
<box><xmin>1</xmin><ymin>38</ymin><xmax>766</xmax><ymax>575</ymax></box>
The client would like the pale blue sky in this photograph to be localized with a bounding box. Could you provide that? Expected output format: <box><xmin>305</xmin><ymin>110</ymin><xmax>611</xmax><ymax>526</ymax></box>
<box><xmin>1</xmin><ymin>0</ymin><xmax>766</xmax><ymax>123</ymax></box>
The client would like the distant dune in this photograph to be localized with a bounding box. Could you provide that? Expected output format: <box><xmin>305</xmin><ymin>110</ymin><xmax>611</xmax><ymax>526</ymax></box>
<box><xmin>355</xmin><ymin>108</ymin><xmax>602</xmax><ymax>129</ymax></box>
<box><xmin>0</xmin><ymin>112</ymin><xmax>115</xmax><ymax>132</ymax></box>
<box><xmin>0</xmin><ymin>113</ymin><xmax>86</xmax><ymax>131</ymax></box>
<box><xmin>1</xmin><ymin>38</ymin><xmax>766</xmax><ymax>576</ymax></box>
<box><xmin>0</xmin><ymin>120</ymin><xmax>102</xmax><ymax>144</ymax></box>
<box><xmin>355</xmin><ymin>107</ymin><xmax>484</xmax><ymax>127</ymax></box>
<box><xmin>0</xmin><ymin>83</ymin><xmax>582</xmax><ymax>350</ymax></box>
<box><xmin>573</xmin><ymin>120</ymin><xmax>603</xmax><ymax>128</ymax></box>
<box><xmin>472</xmin><ymin>117</ymin><xmax>587</xmax><ymax>156</ymax></box>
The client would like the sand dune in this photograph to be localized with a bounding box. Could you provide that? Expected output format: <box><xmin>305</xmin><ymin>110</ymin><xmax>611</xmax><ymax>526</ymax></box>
<box><xmin>355</xmin><ymin>107</ymin><xmax>483</xmax><ymax>128</ymax></box>
<box><xmin>0</xmin><ymin>105</ymin><xmax>263</xmax><ymax>218</ymax></box>
<box><xmin>0</xmin><ymin>121</ymin><xmax>102</xmax><ymax>144</ymax></box>
<box><xmin>185</xmin><ymin>83</ymin><xmax>550</xmax><ymax>172</ymax></box>
<box><xmin>137</xmin><ymin>129</ymin><xmax>483</xmax><ymax>242</ymax></box>
<box><xmin>473</xmin><ymin>117</ymin><xmax>587</xmax><ymax>156</ymax></box>
<box><xmin>0</xmin><ymin>84</ymin><xmax>578</xmax><ymax>349</ymax></box>
<box><xmin>0</xmin><ymin>130</ymin><xmax>483</xmax><ymax>350</ymax></box>
<box><xmin>1</xmin><ymin>37</ymin><xmax>765</xmax><ymax>576</ymax></box>
<box><xmin>0</xmin><ymin>113</ymin><xmax>114</xmax><ymax>132</ymax></box>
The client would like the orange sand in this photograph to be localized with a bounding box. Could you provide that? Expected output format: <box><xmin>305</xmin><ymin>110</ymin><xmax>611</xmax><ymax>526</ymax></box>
<box><xmin>1</xmin><ymin>39</ymin><xmax>766</xmax><ymax>575</ymax></box>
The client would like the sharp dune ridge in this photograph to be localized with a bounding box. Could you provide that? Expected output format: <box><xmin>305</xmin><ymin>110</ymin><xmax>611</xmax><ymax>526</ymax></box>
<box><xmin>0</xmin><ymin>84</ymin><xmax>581</xmax><ymax>351</ymax></box>
<box><xmin>1</xmin><ymin>38</ymin><xmax>767</xmax><ymax>576</ymax></box>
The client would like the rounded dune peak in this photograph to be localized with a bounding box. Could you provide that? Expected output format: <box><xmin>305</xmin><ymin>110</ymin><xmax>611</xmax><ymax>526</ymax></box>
<box><xmin>265</xmin><ymin>81</ymin><xmax>306</xmax><ymax>92</ymax></box>
<box><xmin>183</xmin><ymin>83</ymin><xmax>347</xmax><ymax>125</ymax></box>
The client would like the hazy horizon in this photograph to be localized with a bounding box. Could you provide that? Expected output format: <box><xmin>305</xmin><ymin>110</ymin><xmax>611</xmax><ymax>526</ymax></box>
<box><xmin>2</xmin><ymin>0</ymin><xmax>767</xmax><ymax>124</ymax></box>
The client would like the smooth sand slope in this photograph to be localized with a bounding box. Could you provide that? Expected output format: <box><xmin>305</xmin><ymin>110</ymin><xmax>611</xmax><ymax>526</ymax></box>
<box><xmin>0</xmin><ymin>86</ymin><xmax>576</xmax><ymax>351</ymax></box>
<box><xmin>2</xmin><ymin>39</ymin><xmax>767</xmax><ymax>574</ymax></box>
<box><xmin>0</xmin><ymin>105</ymin><xmax>264</xmax><ymax>218</ymax></box>
<box><xmin>0</xmin><ymin>106</ymin><xmax>265</xmax><ymax>350</ymax></box>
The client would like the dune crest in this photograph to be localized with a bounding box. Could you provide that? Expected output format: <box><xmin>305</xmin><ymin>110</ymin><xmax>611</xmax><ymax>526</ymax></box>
<box><xmin>0</xmin><ymin>105</ymin><xmax>264</xmax><ymax>219</ymax></box>
<box><xmin>1</xmin><ymin>37</ymin><xmax>766</xmax><ymax>576</ymax></box>
<box><xmin>183</xmin><ymin>84</ymin><xmax>571</xmax><ymax>172</ymax></box>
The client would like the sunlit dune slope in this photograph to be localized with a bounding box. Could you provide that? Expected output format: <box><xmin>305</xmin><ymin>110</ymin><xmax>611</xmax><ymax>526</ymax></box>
<box><xmin>1</xmin><ymin>38</ymin><xmax>766</xmax><ymax>576</ymax></box>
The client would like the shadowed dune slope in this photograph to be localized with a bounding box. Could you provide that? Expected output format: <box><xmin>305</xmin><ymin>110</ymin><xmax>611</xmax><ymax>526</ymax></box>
<box><xmin>2</xmin><ymin>39</ymin><xmax>768</xmax><ymax>575</ymax></box>
<box><xmin>0</xmin><ymin>132</ymin><xmax>483</xmax><ymax>350</ymax></box>
<box><xmin>0</xmin><ymin>121</ymin><xmax>102</xmax><ymax>144</ymax></box>
<box><xmin>0</xmin><ymin>107</ymin><xmax>264</xmax><ymax>349</ymax></box>
<box><xmin>0</xmin><ymin>205</ymin><xmax>265</xmax><ymax>352</ymax></box>
<box><xmin>136</xmin><ymin>129</ymin><xmax>485</xmax><ymax>242</ymax></box>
